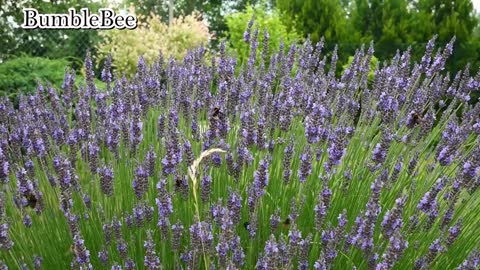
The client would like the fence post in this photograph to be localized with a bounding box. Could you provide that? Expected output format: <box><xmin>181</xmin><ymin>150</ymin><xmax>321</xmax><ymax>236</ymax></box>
<box><xmin>169</xmin><ymin>0</ymin><xmax>173</xmax><ymax>26</ymax></box>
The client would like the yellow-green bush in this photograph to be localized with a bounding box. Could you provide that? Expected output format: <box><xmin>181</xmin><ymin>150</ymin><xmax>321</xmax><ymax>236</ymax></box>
<box><xmin>97</xmin><ymin>12</ymin><xmax>210</xmax><ymax>76</ymax></box>
<box><xmin>225</xmin><ymin>5</ymin><xmax>302</xmax><ymax>65</ymax></box>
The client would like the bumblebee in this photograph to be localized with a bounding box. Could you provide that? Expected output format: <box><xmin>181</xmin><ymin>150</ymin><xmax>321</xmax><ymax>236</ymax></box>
<box><xmin>407</xmin><ymin>111</ymin><xmax>424</xmax><ymax>128</ymax></box>
<box><xmin>282</xmin><ymin>218</ymin><xmax>291</xmax><ymax>229</ymax></box>
<box><xmin>175</xmin><ymin>177</ymin><xmax>182</xmax><ymax>188</ymax></box>
<box><xmin>211</xmin><ymin>106</ymin><xmax>224</xmax><ymax>121</ymax></box>
<box><xmin>25</xmin><ymin>193</ymin><xmax>37</xmax><ymax>209</ymax></box>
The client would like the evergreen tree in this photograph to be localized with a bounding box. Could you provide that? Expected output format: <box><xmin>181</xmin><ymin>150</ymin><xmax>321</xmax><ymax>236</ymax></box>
<box><xmin>350</xmin><ymin>0</ymin><xmax>413</xmax><ymax>59</ymax></box>
<box><xmin>413</xmin><ymin>0</ymin><xmax>478</xmax><ymax>72</ymax></box>
<box><xmin>276</xmin><ymin>0</ymin><xmax>357</xmax><ymax>65</ymax></box>
<box><xmin>277</xmin><ymin>0</ymin><xmax>353</xmax><ymax>44</ymax></box>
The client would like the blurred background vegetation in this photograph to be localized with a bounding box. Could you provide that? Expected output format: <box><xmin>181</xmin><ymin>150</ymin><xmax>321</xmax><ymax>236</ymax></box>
<box><xmin>0</xmin><ymin>0</ymin><xmax>479</xmax><ymax>97</ymax></box>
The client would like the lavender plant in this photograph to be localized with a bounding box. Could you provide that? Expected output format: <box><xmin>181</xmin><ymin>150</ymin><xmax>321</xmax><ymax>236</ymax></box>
<box><xmin>0</xmin><ymin>22</ymin><xmax>479</xmax><ymax>270</ymax></box>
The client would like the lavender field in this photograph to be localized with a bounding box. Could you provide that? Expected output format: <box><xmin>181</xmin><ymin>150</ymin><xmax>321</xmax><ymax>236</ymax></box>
<box><xmin>0</xmin><ymin>25</ymin><xmax>480</xmax><ymax>269</ymax></box>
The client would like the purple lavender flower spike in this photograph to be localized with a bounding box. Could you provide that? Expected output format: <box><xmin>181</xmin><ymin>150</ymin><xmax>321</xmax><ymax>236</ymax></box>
<box><xmin>99</xmin><ymin>165</ymin><xmax>114</xmax><ymax>196</ymax></box>
<box><xmin>371</xmin><ymin>132</ymin><xmax>392</xmax><ymax>167</ymax></box>
<box><xmin>416</xmin><ymin>178</ymin><xmax>445</xmax><ymax>228</ymax></box>
<box><xmin>23</xmin><ymin>214</ymin><xmax>32</xmax><ymax>228</ymax></box>
<box><xmin>201</xmin><ymin>175</ymin><xmax>212</xmax><ymax>203</ymax></box>
<box><xmin>257</xmin><ymin>234</ymin><xmax>280</xmax><ymax>269</ymax></box>
<box><xmin>381</xmin><ymin>196</ymin><xmax>406</xmax><ymax>238</ymax></box>
<box><xmin>145</xmin><ymin>146</ymin><xmax>157</xmax><ymax>177</ymax></box>
<box><xmin>376</xmin><ymin>232</ymin><xmax>408</xmax><ymax>270</ymax></box>
<box><xmin>101</xmin><ymin>54</ymin><xmax>113</xmax><ymax>84</ymax></box>
<box><xmin>156</xmin><ymin>179</ymin><xmax>173</xmax><ymax>238</ymax></box>
<box><xmin>132</xmin><ymin>164</ymin><xmax>149</xmax><ymax>199</ymax></box>
<box><xmin>0</xmin><ymin>222</ymin><xmax>13</xmax><ymax>250</ymax></box>
<box><xmin>270</xmin><ymin>209</ymin><xmax>281</xmax><ymax>231</ymax></box>
<box><xmin>129</xmin><ymin>104</ymin><xmax>143</xmax><ymax>152</ymax></box>
<box><xmin>232</xmin><ymin>235</ymin><xmax>245</xmax><ymax>267</ymax></box>
<box><xmin>87</xmin><ymin>139</ymin><xmax>100</xmax><ymax>174</ymax></box>
<box><xmin>446</xmin><ymin>220</ymin><xmax>462</xmax><ymax>247</ymax></box>
<box><xmin>98</xmin><ymin>249</ymin><xmax>109</xmax><ymax>266</ymax></box>
<box><xmin>254</xmin><ymin>158</ymin><xmax>270</xmax><ymax>191</ymax></box>
<box><xmin>456</xmin><ymin>249</ymin><xmax>480</xmax><ymax>270</ymax></box>
<box><xmin>189</xmin><ymin>221</ymin><xmax>214</xmax><ymax>252</ymax></box>
<box><xmin>133</xmin><ymin>203</ymin><xmax>145</xmax><ymax>227</ymax></box>
<box><xmin>117</xmin><ymin>240</ymin><xmax>128</xmax><ymax>259</ymax></box>
<box><xmin>171</xmin><ymin>221</ymin><xmax>184</xmax><ymax>252</ymax></box>
<box><xmin>298</xmin><ymin>146</ymin><xmax>312</xmax><ymax>183</ymax></box>
<box><xmin>125</xmin><ymin>258</ymin><xmax>136</xmax><ymax>270</ymax></box>
<box><xmin>144</xmin><ymin>230</ymin><xmax>161</xmax><ymax>270</ymax></box>
<box><xmin>283</xmin><ymin>142</ymin><xmax>294</xmax><ymax>183</ymax></box>
<box><xmin>314</xmin><ymin>253</ymin><xmax>327</xmax><ymax>270</ymax></box>
<box><xmin>71</xmin><ymin>233</ymin><xmax>92</xmax><ymax>270</ymax></box>
<box><xmin>299</xmin><ymin>234</ymin><xmax>313</xmax><ymax>270</ymax></box>
<box><xmin>227</xmin><ymin>191</ymin><xmax>242</xmax><ymax>225</ymax></box>
<box><xmin>33</xmin><ymin>255</ymin><xmax>42</xmax><ymax>270</ymax></box>
<box><xmin>244</xmin><ymin>15</ymin><xmax>254</xmax><ymax>43</ymax></box>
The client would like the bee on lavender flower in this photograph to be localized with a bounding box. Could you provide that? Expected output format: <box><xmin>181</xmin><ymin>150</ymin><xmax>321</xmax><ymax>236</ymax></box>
<box><xmin>282</xmin><ymin>218</ymin><xmax>291</xmax><ymax>229</ymax></box>
<box><xmin>211</xmin><ymin>106</ymin><xmax>224</xmax><ymax>121</ymax></box>
<box><xmin>175</xmin><ymin>177</ymin><xmax>182</xmax><ymax>188</ymax></box>
<box><xmin>26</xmin><ymin>193</ymin><xmax>37</xmax><ymax>209</ymax></box>
<box><xmin>407</xmin><ymin>111</ymin><xmax>425</xmax><ymax>128</ymax></box>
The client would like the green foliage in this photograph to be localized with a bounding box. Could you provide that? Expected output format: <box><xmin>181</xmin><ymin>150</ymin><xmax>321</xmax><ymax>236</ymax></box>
<box><xmin>351</xmin><ymin>0</ymin><xmax>413</xmax><ymax>59</ymax></box>
<box><xmin>0</xmin><ymin>56</ymin><xmax>70</xmax><ymax>100</ymax></box>
<box><xmin>225</xmin><ymin>4</ymin><xmax>301</xmax><ymax>65</ymax></box>
<box><xmin>276</xmin><ymin>0</ymin><xmax>479</xmax><ymax>74</ymax></box>
<box><xmin>275</xmin><ymin>0</ymin><xmax>360</xmax><ymax>69</ymax></box>
<box><xmin>0</xmin><ymin>56</ymin><xmax>105</xmax><ymax>104</ymax></box>
<box><xmin>0</xmin><ymin>0</ymin><xmax>103</xmax><ymax>64</ymax></box>
<box><xmin>125</xmin><ymin>0</ymin><xmax>259</xmax><ymax>47</ymax></box>
<box><xmin>276</xmin><ymin>0</ymin><xmax>355</xmax><ymax>44</ymax></box>
<box><xmin>412</xmin><ymin>0</ymin><xmax>479</xmax><ymax>73</ymax></box>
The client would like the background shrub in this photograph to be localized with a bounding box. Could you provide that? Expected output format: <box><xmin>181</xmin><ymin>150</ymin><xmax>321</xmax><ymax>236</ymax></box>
<box><xmin>0</xmin><ymin>56</ymin><xmax>70</xmax><ymax>100</ymax></box>
<box><xmin>97</xmin><ymin>12</ymin><xmax>211</xmax><ymax>76</ymax></box>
